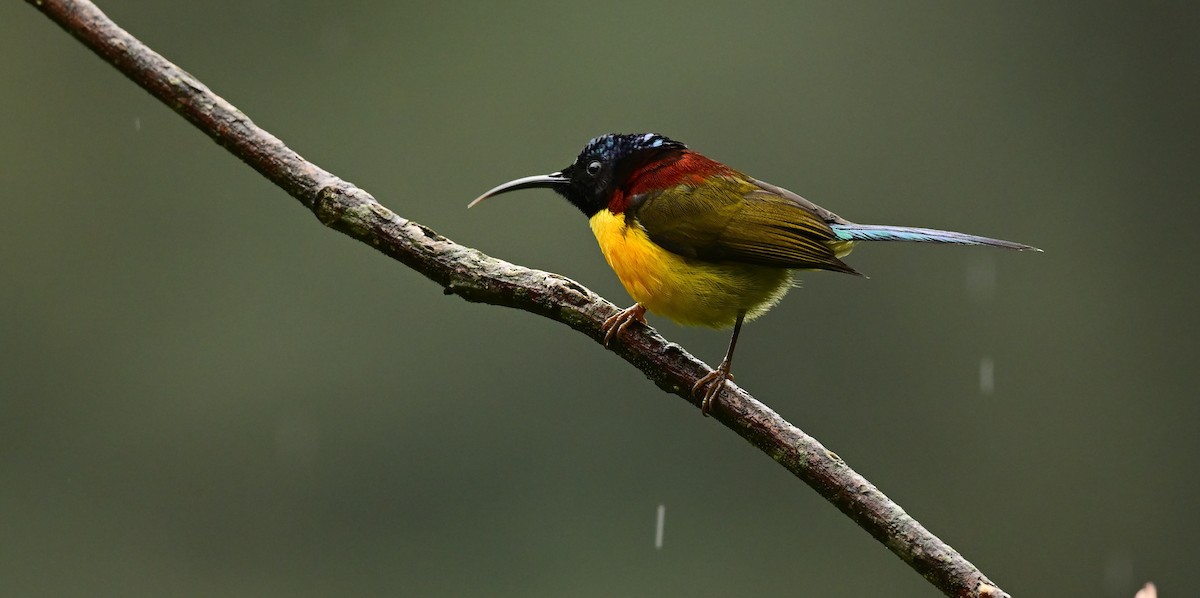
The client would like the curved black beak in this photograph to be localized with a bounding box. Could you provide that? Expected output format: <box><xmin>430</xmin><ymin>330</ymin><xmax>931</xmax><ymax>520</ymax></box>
<box><xmin>467</xmin><ymin>173</ymin><xmax>568</xmax><ymax>208</ymax></box>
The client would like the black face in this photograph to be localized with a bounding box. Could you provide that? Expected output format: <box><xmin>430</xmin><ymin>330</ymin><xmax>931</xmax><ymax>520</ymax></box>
<box><xmin>554</xmin><ymin>133</ymin><xmax>686</xmax><ymax>217</ymax></box>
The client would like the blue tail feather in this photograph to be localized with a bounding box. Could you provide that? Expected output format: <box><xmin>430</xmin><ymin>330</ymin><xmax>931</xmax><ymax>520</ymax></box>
<box><xmin>831</xmin><ymin>223</ymin><xmax>1040</xmax><ymax>252</ymax></box>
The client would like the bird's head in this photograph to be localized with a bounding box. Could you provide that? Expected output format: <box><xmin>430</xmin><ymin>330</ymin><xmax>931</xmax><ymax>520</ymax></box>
<box><xmin>469</xmin><ymin>133</ymin><xmax>688</xmax><ymax>217</ymax></box>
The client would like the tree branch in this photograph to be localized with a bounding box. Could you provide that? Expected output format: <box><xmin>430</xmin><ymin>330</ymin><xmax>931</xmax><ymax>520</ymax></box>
<box><xmin>27</xmin><ymin>1</ymin><xmax>1009</xmax><ymax>596</ymax></box>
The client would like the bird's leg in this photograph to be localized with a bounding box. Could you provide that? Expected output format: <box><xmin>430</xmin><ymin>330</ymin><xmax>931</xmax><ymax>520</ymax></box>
<box><xmin>601</xmin><ymin>303</ymin><xmax>647</xmax><ymax>347</ymax></box>
<box><xmin>692</xmin><ymin>312</ymin><xmax>745</xmax><ymax>417</ymax></box>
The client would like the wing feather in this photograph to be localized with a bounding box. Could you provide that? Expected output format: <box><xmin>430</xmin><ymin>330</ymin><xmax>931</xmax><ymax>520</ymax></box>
<box><xmin>628</xmin><ymin>174</ymin><xmax>860</xmax><ymax>275</ymax></box>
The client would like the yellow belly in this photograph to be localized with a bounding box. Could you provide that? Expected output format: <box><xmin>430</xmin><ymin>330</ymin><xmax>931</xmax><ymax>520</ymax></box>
<box><xmin>588</xmin><ymin>210</ymin><xmax>792</xmax><ymax>329</ymax></box>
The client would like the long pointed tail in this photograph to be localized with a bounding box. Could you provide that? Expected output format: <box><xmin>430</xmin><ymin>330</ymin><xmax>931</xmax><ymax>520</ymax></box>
<box><xmin>830</xmin><ymin>223</ymin><xmax>1041</xmax><ymax>251</ymax></box>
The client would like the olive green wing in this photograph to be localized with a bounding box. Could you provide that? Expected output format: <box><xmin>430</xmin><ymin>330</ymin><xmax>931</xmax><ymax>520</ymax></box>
<box><xmin>628</xmin><ymin>174</ymin><xmax>861</xmax><ymax>275</ymax></box>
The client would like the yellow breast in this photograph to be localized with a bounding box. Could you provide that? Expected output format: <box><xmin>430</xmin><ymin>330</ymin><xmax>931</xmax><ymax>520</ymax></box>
<box><xmin>588</xmin><ymin>210</ymin><xmax>792</xmax><ymax>329</ymax></box>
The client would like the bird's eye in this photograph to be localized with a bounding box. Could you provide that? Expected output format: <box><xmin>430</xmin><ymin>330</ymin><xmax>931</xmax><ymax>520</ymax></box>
<box><xmin>586</xmin><ymin>161</ymin><xmax>602</xmax><ymax>176</ymax></box>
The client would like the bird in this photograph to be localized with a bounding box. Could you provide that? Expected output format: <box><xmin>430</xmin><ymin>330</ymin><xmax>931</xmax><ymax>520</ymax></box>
<box><xmin>469</xmin><ymin>133</ymin><xmax>1039</xmax><ymax>416</ymax></box>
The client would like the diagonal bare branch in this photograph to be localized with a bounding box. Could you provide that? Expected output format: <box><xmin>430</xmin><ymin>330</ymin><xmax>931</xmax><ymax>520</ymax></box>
<box><xmin>26</xmin><ymin>1</ymin><xmax>1009</xmax><ymax>596</ymax></box>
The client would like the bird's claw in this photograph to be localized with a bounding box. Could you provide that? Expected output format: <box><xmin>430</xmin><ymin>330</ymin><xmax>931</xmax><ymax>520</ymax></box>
<box><xmin>692</xmin><ymin>362</ymin><xmax>734</xmax><ymax>416</ymax></box>
<box><xmin>602</xmin><ymin>304</ymin><xmax>647</xmax><ymax>347</ymax></box>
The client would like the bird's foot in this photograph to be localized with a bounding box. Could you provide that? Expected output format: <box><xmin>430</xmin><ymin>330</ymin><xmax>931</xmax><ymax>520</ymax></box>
<box><xmin>602</xmin><ymin>303</ymin><xmax>647</xmax><ymax>347</ymax></box>
<box><xmin>692</xmin><ymin>361</ymin><xmax>734</xmax><ymax>417</ymax></box>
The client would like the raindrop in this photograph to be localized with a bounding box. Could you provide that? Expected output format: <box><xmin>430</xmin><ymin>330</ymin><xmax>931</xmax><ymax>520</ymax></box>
<box><xmin>979</xmin><ymin>357</ymin><xmax>994</xmax><ymax>395</ymax></box>
<box><xmin>654</xmin><ymin>504</ymin><xmax>665</xmax><ymax>549</ymax></box>
<box><xmin>966</xmin><ymin>253</ymin><xmax>996</xmax><ymax>302</ymax></box>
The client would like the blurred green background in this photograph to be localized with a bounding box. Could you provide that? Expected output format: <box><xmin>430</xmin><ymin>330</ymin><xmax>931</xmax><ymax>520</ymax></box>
<box><xmin>3</xmin><ymin>1</ymin><xmax>1197</xmax><ymax>596</ymax></box>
